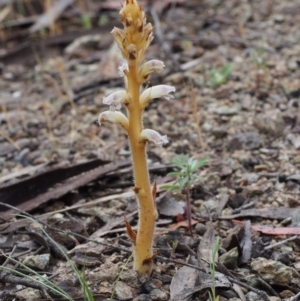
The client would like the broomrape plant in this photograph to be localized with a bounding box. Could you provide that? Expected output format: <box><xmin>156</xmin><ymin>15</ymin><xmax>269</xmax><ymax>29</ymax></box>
<box><xmin>98</xmin><ymin>0</ymin><xmax>175</xmax><ymax>276</ymax></box>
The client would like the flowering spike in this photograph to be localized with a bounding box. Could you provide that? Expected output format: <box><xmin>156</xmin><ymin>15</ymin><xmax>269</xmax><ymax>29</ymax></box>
<box><xmin>139</xmin><ymin>129</ymin><xmax>168</xmax><ymax>146</ymax></box>
<box><xmin>140</xmin><ymin>85</ymin><xmax>176</xmax><ymax>109</ymax></box>
<box><xmin>98</xmin><ymin>111</ymin><xmax>129</xmax><ymax>131</ymax></box>
<box><xmin>103</xmin><ymin>90</ymin><xmax>129</xmax><ymax>111</ymax></box>
<box><xmin>97</xmin><ymin>0</ymin><xmax>175</xmax><ymax>276</ymax></box>
<box><xmin>138</xmin><ymin>60</ymin><xmax>165</xmax><ymax>83</ymax></box>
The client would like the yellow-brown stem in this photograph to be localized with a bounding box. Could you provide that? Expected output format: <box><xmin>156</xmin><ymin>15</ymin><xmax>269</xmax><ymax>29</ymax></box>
<box><xmin>127</xmin><ymin>63</ymin><xmax>156</xmax><ymax>276</ymax></box>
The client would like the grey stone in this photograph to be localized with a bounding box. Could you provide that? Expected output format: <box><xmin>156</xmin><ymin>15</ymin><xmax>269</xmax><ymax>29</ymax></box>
<box><xmin>88</xmin><ymin>262</ymin><xmax>119</xmax><ymax>282</ymax></box>
<box><xmin>133</xmin><ymin>294</ymin><xmax>152</xmax><ymax>301</ymax></box>
<box><xmin>219</xmin><ymin>247</ymin><xmax>238</xmax><ymax>270</ymax></box>
<box><xmin>246</xmin><ymin>291</ymin><xmax>260</xmax><ymax>301</ymax></box>
<box><xmin>254</xmin><ymin>112</ymin><xmax>285</xmax><ymax>136</ymax></box>
<box><xmin>251</xmin><ymin>257</ymin><xmax>299</xmax><ymax>285</ymax></box>
<box><xmin>242</xmin><ymin>173</ymin><xmax>260</xmax><ymax>184</ymax></box>
<box><xmin>23</xmin><ymin>254</ymin><xmax>50</xmax><ymax>270</ymax></box>
<box><xmin>214</xmin><ymin>105</ymin><xmax>240</xmax><ymax>115</ymax></box>
<box><xmin>150</xmin><ymin>289</ymin><xmax>168</xmax><ymax>300</ymax></box>
<box><xmin>227</xmin><ymin>132</ymin><xmax>261</xmax><ymax>151</ymax></box>
<box><xmin>15</xmin><ymin>288</ymin><xmax>42</xmax><ymax>300</ymax></box>
<box><xmin>115</xmin><ymin>281</ymin><xmax>135</xmax><ymax>300</ymax></box>
<box><xmin>195</xmin><ymin>223</ymin><xmax>207</xmax><ymax>235</ymax></box>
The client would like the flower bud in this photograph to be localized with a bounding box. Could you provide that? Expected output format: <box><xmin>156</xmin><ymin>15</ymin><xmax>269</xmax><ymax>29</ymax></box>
<box><xmin>98</xmin><ymin>111</ymin><xmax>129</xmax><ymax>131</ymax></box>
<box><xmin>111</xmin><ymin>27</ymin><xmax>127</xmax><ymax>57</ymax></box>
<box><xmin>139</xmin><ymin>129</ymin><xmax>168</xmax><ymax>146</ymax></box>
<box><xmin>140</xmin><ymin>85</ymin><xmax>175</xmax><ymax>109</ymax></box>
<box><xmin>139</xmin><ymin>60</ymin><xmax>165</xmax><ymax>83</ymax></box>
<box><xmin>103</xmin><ymin>90</ymin><xmax>129</xmax><ymax>111</ymax></box>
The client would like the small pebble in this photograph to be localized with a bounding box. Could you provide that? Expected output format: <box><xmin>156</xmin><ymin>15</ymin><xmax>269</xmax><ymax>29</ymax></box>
<box><xmin>150</xmin><ymin>289</ymin><xmax>168</xmax><ymax>300</ymax></box>
<box><xmin>195</xmin><ymin>223</ymin><xmax>207</xmax><ymax>235</ymax></box>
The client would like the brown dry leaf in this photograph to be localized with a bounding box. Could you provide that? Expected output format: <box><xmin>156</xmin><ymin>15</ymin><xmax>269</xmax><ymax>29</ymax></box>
<box><xmin>157</xmin><ymin>195</ymin><xmax>184</xmax><ymax>216</ymax></box>
<box><xmin>215</xmin><ymin>193</ymin><xmax>229</xmax><ymax>217</ymax></box>
<box><xmin>170</xmin><ymin>272</ymin><xmax>231</xmax><ymax>301</ymax></box>
<box><xmin>124</xmin><ymin>214</ymin><xmax>137</xmax><ymax>245</ymax></box>
<box><xmin>240</xmin><ymin>220</ymin><xmax>252</xmax><ymax>264</ymax></box>
<box><xmin>234</xmin><ymin>220</ymin><xmax>300</xmax><ymax>235</ymax></box>
<box><xmin>168</xmin><ymin>219</ymin><xmax>198</xmax><ymax>230</ymax></box>
<box><xmin>196</xmin><ymin>223</ymin><xmax>218</xmax><ymax>294</ymax></box>
<box><xmin>169</xmin><ymin>257</ymin><xmax>199</xmax><ymax>301</ymax></box>
<box><xmin>232</xmin><ymin>283</ymin><xmax>246</xmax><ymax>301</ymax></box>
<box><xmin>197</xmin><ymin>223</ymin><xmax>217</xmax><ymax>265</ymax></box>
<box><xmin>221</xmin><ymin>225</ymin><xmax>244</xmax><ymax>251</ymax></box>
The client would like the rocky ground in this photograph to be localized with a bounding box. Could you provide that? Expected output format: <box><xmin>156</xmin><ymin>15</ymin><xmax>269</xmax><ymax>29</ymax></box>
<box><xmin>0</xmin><ymin>0</ymin><xmax>300</xmax><ymax>300</ymax></box>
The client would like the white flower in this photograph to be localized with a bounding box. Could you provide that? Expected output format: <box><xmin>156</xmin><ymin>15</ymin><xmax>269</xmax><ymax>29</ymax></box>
<box><xmin>139</xmin><ymin>60</ymin><xmax>165</xmax><ymax>82</ymax></box>
<box><xmin>118</xmin><ymin>61</ymin><xmax>129</xmax><ymax>77</ymax></box>
<box><xmin>103</xmin><ymin>90</ymin><xmax>129</xmax><ymax>111</ymax></box>
<box><xmin>98</xmin><ymin>111</ymin><xmax>129</xmax><ymax>131</ymax></box>
<box><xmin>140</xmin><ymin>85</ymin><xmax>175</xmax><ymax>109</ymax></box>
<box><xmin>139</xmin><ymin>129</ymin><xmax>168</xmax><ymax>146</ymax></box>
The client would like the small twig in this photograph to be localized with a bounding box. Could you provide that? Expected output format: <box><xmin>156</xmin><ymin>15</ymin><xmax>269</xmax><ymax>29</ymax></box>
<box><xmin>4</xmin><ymin>248</ymin><xmax>33</xmax><ymax>260</ymax></box>
<box><xmin>31</xmin><ymin>246</ymin><xmax>45</xmax><ymax>256</ymax></box>
<box><xmin>264</xmin><ymin>235</ymin><xmax>298</xmax><ymax>250</ymax></box>
<box><xmin>0</xmin><ymin>128</ymin><xmax>20</xmax><ymax>151</ymax></box>
<box><xmin>183</xmin><ymin>188</ymin><xmax>193</xmax><ymax>236</ymax></box>
<box><xmin>0</xmin><ymin>268</ymin><xmax>48</xmax><ymax>296</ymax></box>
<box><xmin>227</xmin><ymin>276</ymin><xmax>270</xmax><ymax>301</ymax></box>
<box><xmin>1</xmin><ymin>104</ymin><xmax>12</xmax><ymax>131</ymax></box>
<box><xmin>2</xmin><ymin>245</ymin><xmax>17</xmax><ymax>267</ymax></box>
<box><xmin>150</xmin><ymin>7</ymin><xmax>180</xmax><ymax>71</ymax></box>
<box><xmin>232</xmin><ymin>201</ymin><xmax>255</xmax><ymax>214</ymax></box>
<box><xmin>257</xmin><ymin>276</ymin><xmax>280</xmax><ymax>297</ymax></box>
<box><xmin>190</xmin><ymin>84</ymin><xmax>205</xmax><ymax>151</ymax></box>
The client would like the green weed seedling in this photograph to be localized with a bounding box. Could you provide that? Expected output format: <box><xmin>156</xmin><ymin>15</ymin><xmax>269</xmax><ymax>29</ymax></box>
<box><xmin>251</xmin><ymin>49</ymin><xmax>267</xmax><ymax>69</ymax></box>
<box><xmin>162</xmin><ymin>154</ymin><xmax>208</xmax><ymax>235</ymax></box>
<box><xmin>207</xmin><ymin>63</ymin><xmax>233</xmax><ymax>87</ymax></box>
<box><xmin>81</xmin><ymin>14</ymin><xmax>92</xmax><ymax>30</ymax></box>
<box><xmin>251</xmin><ymin>48</ymin><xmax>268</xmax><ymax>90</ymax></box>
<box><xmin>98</xmin><ymin>15</ymin><xmax>109</xmax><ymax>27</ymax></box>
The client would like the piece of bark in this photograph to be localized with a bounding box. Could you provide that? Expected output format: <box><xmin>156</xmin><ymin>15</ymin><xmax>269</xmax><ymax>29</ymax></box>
<box><xmin>0</xmin><ymin>160</ymin><xmax>130</xmax><ymax>221</ymax></box>
<box><xmin>239</xmin><ymin>220</ymin><xmax>252</xmax><ymax>264</ymax></box>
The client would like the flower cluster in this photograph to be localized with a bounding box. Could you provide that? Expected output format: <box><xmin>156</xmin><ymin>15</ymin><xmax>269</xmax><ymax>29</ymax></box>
<box><xmin>98</xmin><ymin>0</ymin><xmax>175</xmax><ymax>147</ymax></box>
<box><xmin>98</xmin><ymin>82</ymin><xmax>175</xmax><ymax>145</ymax></box>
